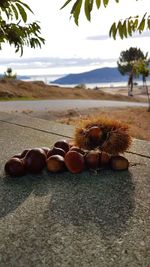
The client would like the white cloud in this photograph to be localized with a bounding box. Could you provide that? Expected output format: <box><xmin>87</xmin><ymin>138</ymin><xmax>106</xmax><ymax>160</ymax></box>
<box><xmin>0</xmin><ymin>57</ymin><xmax>117</xmax><ymax>77</ymax></box>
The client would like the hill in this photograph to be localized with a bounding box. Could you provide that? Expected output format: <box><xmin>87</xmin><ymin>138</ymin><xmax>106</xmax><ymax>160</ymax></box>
<box><xmin>52</xmin><ymin>67</ymin><xmax>127</xmax><ymax>84</ymax></box>
<box><xmin>0</xmin><ymin>79</ymin><xmax>144</xmax><ymax>102</ymax></box>
<box><xmin>52</xmin><ymin>67</ymin><xmax>149</xmax><ymax>85</ymax></box>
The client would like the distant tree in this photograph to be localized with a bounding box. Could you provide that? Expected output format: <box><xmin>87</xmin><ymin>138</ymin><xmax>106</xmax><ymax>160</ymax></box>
<box><xmin>61</xmin><ymin>0</ymin><xmax>150</xmax><ymax>39</ymax></box>
<box><xmin>4</xmin><ymin>67</ymin><xmax>17</xmax><ymax>79</ymax></box>
<box><xmin>117</xmin><ymin>47</ymin><xmax>148</xmax><ymax>96</ymax></box>
<box><xmin>139</xmin><ymin>58</ymin><xmax>150</xmax><ymax>87</ymax></box>
<box><xmin>134</xmin><ymin>59</ymin><xmax>150</xmax><ymax>111</ymax></box>
<box><xmin>0</xmin><ymin>0</ymin><xmax>45</xmax><ymax>56</ymax></box>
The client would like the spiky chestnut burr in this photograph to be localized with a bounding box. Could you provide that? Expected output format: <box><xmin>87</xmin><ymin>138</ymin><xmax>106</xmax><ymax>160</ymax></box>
<box><xmin>74</xmin><ymin>117</ymin><xmax>132</xmax><ymax>155</ymax></box>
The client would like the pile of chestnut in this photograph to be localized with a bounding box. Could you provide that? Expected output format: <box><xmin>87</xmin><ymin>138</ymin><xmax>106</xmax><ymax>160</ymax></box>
<box><xmin>4</xmin><ymin>139</ymin><xmax>129</xmax><ymax>178</ymax></box>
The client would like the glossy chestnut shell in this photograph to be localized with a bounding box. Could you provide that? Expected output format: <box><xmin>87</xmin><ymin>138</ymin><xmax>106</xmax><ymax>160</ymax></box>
<box><xmin>5</xmin><ymin>157</ymin><xmax>26</xmax><ymax>177</ymax></box>
<box><xmin>54</xmin><ymin>140</ymin><xmax>70</xmax><ymax>153</ymax></box>
<box><xmin>65</xmin><ymin>151</ymin><xmax>85</xmax><ymax>174</ymax></box>
<box><xmin>47</xmin><ymin>155</ymin><xmax>65</xmax><ymax>173</ymax></box>
<box><xmin>25</xmin><ymin>148</ymin><xmax>46</xmax><ymax>174</ymax></box>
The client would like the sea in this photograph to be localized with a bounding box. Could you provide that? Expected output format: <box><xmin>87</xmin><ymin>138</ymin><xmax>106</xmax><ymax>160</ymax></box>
<box><xmin>25</xmin><ymin>75</ymin><xmax>150</xmax><ymax>89</ymax></box>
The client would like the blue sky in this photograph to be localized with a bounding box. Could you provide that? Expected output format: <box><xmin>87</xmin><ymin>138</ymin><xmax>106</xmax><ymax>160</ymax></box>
<box><xmin>0</xmin><ymin>0</ymin><xmax>149</xmax><ymax>78</ymax></box>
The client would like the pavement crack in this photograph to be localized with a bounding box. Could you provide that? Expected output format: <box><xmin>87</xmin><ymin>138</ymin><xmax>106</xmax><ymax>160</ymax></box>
<box><xmin>129</xmin><ymin>162</ymin><xmax>147</xmax><ymax>167</ymax></box>
<box><xmin>126</xmin><ymin>150</ymin><xmax>150</xmax><ymax>159</ymax></box>
<box><xmin>0</xmin><ymin>119</ymin><xmax>72</xmax><ymax>139</ymax></box>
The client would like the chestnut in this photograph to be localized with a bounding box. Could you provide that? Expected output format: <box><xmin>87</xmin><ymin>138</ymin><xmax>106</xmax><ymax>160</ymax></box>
<box><xmin>12</xmin><ymin>153</ymin><xmax>23</xmax><ymax>159</ymax></box>
<box><xmin>5</xmin><ymin>157</ymin><xmax>26</xmax><ymax>177</ymax></box>
<box><xmin>85</xmin><ymin>150</ymin><xmax>100</xmax><ymax>169</ymax></box>
<box><xmin>12</xmin><ymin>149</ymin><xmax>30</xmax><ymax>159</ymax></box>
<box><xmin>110</xmin><ymin>155</ymin><xmax>129</xmax><ymax>171</ymax></box>
<box><xmin>99</xmin><ymin>151</ymin><xmax>111</xmax><ymax>167</ymax></box>
<box><xmin>47</xmin><ymin>147</ymin><xmax>66</xmax><ymax>159</ymax></box>
<box><xmin>21</xmin><ymin>149</ymin><xmax>30</xmax><ymax>158</ymax></box>
<box><xmin>41</xmin><ymin>147</ymin><xmax>50</xmax><ymax>156</ymax></box>
<box><xmin>54</xmin><ymin>140</ymin><xmax>70</xmax><ymax>152</ymax></box>
<box><xmin>47</xmin><ymin>155</ymin><xmax>65</xmax><ymax>173</ymax></box>
<box><xmin>25</xmin><ymin>148</ymin><xmax>46</xmax><ymax>174</ymax></box>
<box><xmin>69</xmin><ymin>146</ymin><xmax>85</xmax><ymax>155</ymax></box>
<box><xmin>87</xmin><ymin>126</ymin><xmax>102</xmax><ymax>140</ymax></box>
<box><xmin>65</xmin><ymin>151</ymin><xmax>85</xmax><ymax>174</ymax></box>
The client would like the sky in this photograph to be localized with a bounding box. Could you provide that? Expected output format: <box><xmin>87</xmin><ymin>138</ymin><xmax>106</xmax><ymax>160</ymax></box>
<box><xmin>0</xmin><ymin>0</ymin><xmax>150</xmax><ymax>79</ymax></box>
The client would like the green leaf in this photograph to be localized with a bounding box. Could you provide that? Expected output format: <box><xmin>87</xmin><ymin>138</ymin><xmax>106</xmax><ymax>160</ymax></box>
<box><xmin>127</xmin><ymin>20</ymin><xmax>132</xmax><ymax>36</ymax></box>
<box><xmin>103</xmin><ymin>0</ymin><xmax>109</xmax><ymax>8</ymax></box>
<box><xmin>84</xmin><ymin>0</ymin><xmax>94</xmax><ymax>21</ymax></box>
<box><xmin>5</xmin><ymin>9</ymin><xmax>10</xmax><ymax>20</ymax></box>
<box><xmin>122</xmin><ymin>21</ymin><xmax>127</xmax><ymax>38</ymax></box>
<box><xmin>117</xmin><ymin>21</ymin><xmax>124</xmax><ymax>39</ymax></box>
<box><xmin>17</xmin><ymin>0</ymin><xmax>34</xmax><ymax>14</ymax></box>
<box><xmin>16</xmin><ymin>3</ymin><xmax>27</xmax><ymax>23</ymax></box>
<box><xmin>71</xmin><ymin>0</ymin><xmax>83</xmax><ymax>25</ymax></box>
<box><xmin>11</xmin><ymin>4</ymin><xmax>19</xmax><ymax>20</ymax></box>
<box><xmin>60</xmin><ymin>0</ymin><xmax>73</xmax><ymax>9</ymax></box>
<box><xmin>96</xmin><ymin>0</ymin><xmax>101</xmax><ymax>9</ymax></box>
<box><xmin>138</xmin><ymin>18</ymin><xmax>145</xmax><ymax>33</ymax></box>
<box><xmin>109</xmin><ymin>22</ymin><xmax>117</xmax><ymax>39</ymax></box>
<box><xmin>133</xmin><ymin>18</ymin><xmax>138</xmax><ymax>30</ymax></box>
<box><xmin>138</xmin><ymin>12</ymin><xmax>147</xmax><ymax>33</ymax></box>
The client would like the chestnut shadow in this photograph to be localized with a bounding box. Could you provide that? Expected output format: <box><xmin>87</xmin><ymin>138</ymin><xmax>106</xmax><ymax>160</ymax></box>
<box><xmin>43</xmin><ymin>170</ymin><xmax>135</xmax><ymax>238</ymax></box>
<box><xmin>0</xmin><ymin>169</ymin><xmax>135</xmax><ymax>239</ymax></box>
<box><xmin>0</xmin><ymin>172</ymin><xmax>51</xmax><ymax>218</ymax></box>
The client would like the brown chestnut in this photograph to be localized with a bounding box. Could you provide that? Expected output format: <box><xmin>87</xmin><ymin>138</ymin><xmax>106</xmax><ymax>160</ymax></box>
<box><xmin>110</xmin><ymin>155</ymin><xmax>129</xmax><ymax>171</ymax></box>
<box><xmin>87</xmin><ymin>126</ymin><xmax>102</xmax><ymax>140</ymax></box>
<box><xmin>21</xmin><ymin>149</ymin><xmax>30</xmax><ymax>158</ymax></box>
<box><xmin>69</xmin><ymin>146</ymin><xmax>85</xmax><ymax>155</ymax></box>
<box><xmin>47</xmin><ymin>147</ymin><xmax>65</xmax><ymax>158</ymax></box>
<box><xmin>47</xmin><ymin>155</ymin><xmax>65</xmax><ymax>173</ymax></box>
<box><xmin>5</xmin><ymin>158</ymin><xmax>26</xmax><ymax>177</ymax></box>
<box><xmin>12</xmin><ymin>149</ymin><xmax>30</xmax><ymax>159</ymax></box>
<box><xmin>65</xmin><ymin>151</ymin><xmax>85</xmax><ymax>174</ymax></box>
<box><xmin>54</xmin><ymin>140</ymin><xmax>70</xmax><ymax>152</ymax></box>
<box><xmin>99</xmin><ymin>151</ymin><xmax>111</xmax><ymax>167</ymax></box>
<box><xmin>12</xmin><ymin>153</ymin><xmax>22</xmax><ymax>159</ymax></box>
<box><xmin>41</xmin><ymin>147</ymin><xmax>50</xmax><ymax>156</ymax></box>
<box><xmin>25</xmin><ymin>148</ymin><xmax>46</xmax><ymax>174</ymax></box>
<box><xmin>85</xmin><ymin>150</ymin><xmax>100</xmax><ymax>169</ymax></box>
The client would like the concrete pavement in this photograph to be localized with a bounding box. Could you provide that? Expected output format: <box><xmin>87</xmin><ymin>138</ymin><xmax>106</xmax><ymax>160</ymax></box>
<box><xmin>0</xmin><ymin>112</ymin><xmax>149</xmax><ymax>267</ymax></box>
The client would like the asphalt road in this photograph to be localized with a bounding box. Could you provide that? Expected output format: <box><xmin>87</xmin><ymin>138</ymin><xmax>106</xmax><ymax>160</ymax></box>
<box><xmin>0</xmin><ymin>99</ymin><xmax>148</xmax><ymax>112</ymax></box>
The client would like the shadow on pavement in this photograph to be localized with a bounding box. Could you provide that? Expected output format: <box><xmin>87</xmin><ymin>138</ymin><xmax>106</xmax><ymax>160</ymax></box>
<box><xmin>0</xmin><ymin>169</ymin><xmax>135</xmax><ymax>239</ymax></box>
<box><xmin>44</xmin><ymin>170</ymin><xmax>135</xmax><ymax>238</ymax></box>
<box><xmin>0</xmin><ymin>175</ymin><xmax>34</xmax><ymax>218</ymax></box>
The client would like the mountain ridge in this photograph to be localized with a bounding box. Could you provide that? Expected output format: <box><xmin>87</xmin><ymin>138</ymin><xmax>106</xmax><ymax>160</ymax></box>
<box><xmin>52</xmin><ymin>67</ymin><xmax>150</xmax><ymax>85</ymax></box>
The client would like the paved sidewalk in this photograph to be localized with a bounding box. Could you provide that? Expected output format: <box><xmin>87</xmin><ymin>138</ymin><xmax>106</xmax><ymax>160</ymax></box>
<box><xmin>0</xmin><ymin>112</ymin><xmax>149</xmax><ymax>267</ymax></box>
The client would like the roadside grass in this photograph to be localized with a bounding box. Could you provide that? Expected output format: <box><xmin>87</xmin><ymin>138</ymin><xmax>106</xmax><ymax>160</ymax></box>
<box><xmin>57</xmin><ymin>107</ymin><xmax>150</xmax><ymax>141</ymax></box>
<box><xmin>0</xmin><ymin>96</ymin><xmax>36</xmax><ymax>101</ymax></box>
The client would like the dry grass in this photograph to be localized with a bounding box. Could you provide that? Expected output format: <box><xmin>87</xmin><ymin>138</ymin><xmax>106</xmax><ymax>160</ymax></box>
<box><xmin>57</xmin><ymin>107</ymin><xmax>150</xmax><ymax>141</ymax></box>
<box><xmin>0</xmin><ymin>79</ymin><xmax>147</xmax><ymax>102</ymax></box>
